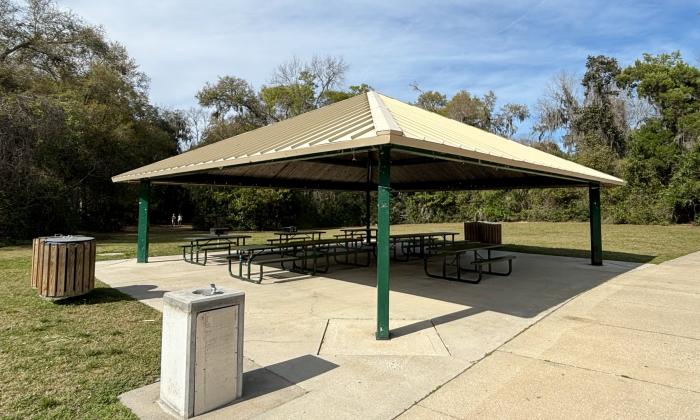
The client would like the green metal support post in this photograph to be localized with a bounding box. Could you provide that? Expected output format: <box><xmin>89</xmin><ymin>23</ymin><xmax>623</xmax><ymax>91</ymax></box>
<box><xmin>589</xmin><ymin>184</ymin><xmax>602</xmax><ymax>266</ymax></box>
<box><xmin>376</xmin><ymin>146</ymin><xmax>391</xmax><ymax>340</ymax></box>
<box><xmin>137</xmin><ymin>180</ymin><xmax>150</xmax><ymax>263</ymax></box>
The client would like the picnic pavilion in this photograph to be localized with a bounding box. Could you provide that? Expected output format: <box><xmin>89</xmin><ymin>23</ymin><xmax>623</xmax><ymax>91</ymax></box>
<box><xmin>112</xmin><ymin>91</ymin><xmax>624</xmax><ymax>340</ymax></box>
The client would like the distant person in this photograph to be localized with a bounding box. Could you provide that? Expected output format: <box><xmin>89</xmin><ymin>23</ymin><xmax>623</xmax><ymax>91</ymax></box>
<box><xmin>177</xmin><ymin>213</ymin><xmax>183</xmax><ymax>226</ymax></box>
<box><xmin>171</xmin><ymin>213</ymin><xmax>176</xmax><ymax>227</ymax></box>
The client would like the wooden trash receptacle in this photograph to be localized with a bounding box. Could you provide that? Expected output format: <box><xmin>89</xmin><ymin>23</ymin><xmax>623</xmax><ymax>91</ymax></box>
<box><xmin>464</xmin><ymin>221</ymin><xmax>481</xmax><ymax>242</ymax></box>
<box><xmin>479</xmin><ymin>222</ymin><xmax>502</xmax><ymax>244</ymax></box>
<box><xmin>31</xmin><ymin>235</ymin><xmax>96</xmax><ymax>300</ymax></box>
<box><xmin>463</xmin><ymin>221</ymin><xmax>502</xmax><ymax>244</ymax></box>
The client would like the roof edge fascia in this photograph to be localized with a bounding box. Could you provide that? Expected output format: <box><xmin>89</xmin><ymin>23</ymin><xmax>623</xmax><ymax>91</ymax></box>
<box><xmin>112</xmin><ymin>134</ymin><xmax>392</xmax><ymax>183</ymax></box>
<box><xmin>387</xmin><ymin>135</ymin><xmax>625</xmax><ymax>187</ymax></box>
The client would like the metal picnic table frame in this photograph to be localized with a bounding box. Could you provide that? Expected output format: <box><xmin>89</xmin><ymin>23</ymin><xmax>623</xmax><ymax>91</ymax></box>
<box><xmin>389</xmin><ymin>231</ymin><xmax>459</xmax><ymax>261</ymax></box>
<box><xmin>268</xmin><ymin>230</ymin><xmax>326</xmax><ymax>244</ymax></box>
<box><xmin>338</xmin><ymin>227</ymin><xmax>378</xmax><ymax>244</ymax></box>
<box><xmin>423</xmin><ymin>241</ymin><xmax>515</xmax><ymax>284</ymax></box>
<box><xmin>228</xmin><ymin>237</ymin><xmax>371</xmax><ymax>283</ymax></box>
<box><xmin>181</xmin><ymin>234</ymin><xmax>251</xmax><ymax>265</ymax></box>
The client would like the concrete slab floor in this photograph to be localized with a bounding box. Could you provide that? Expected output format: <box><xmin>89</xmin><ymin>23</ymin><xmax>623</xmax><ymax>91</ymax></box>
<box><xmin>398</xmin><ymin>251</ymin><xmax>700</xmax><ymax>420</ymax></box>
<box><xmin>94</xmin><ymin>251</ymin><xmax>700</xmax><ymax>419</ymax></box>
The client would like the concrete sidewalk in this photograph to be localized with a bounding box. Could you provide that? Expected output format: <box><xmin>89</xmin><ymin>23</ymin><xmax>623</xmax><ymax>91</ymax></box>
<box><xmin>399</xmin><ymin>251</ymin><xmax>700</xmax><ymax>419</ymax></box>
<box><xmin>95</xmin><ymin>251</ymin><xmax>699</xmax><ymax>419</ymax></box>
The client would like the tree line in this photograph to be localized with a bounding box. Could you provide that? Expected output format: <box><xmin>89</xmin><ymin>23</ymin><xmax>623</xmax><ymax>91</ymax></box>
<box><xmin>403</xmin><ymin>53</ymin><xmax>700</xmax><ymax>226</ymax></box>
<box><xmin>1</xmin><ymin>0</ymin><xmax>698</xmax><ymax>241</ymax></box>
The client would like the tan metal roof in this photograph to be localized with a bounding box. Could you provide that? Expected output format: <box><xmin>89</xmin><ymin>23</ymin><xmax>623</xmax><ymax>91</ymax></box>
<box><xmin>112</xmin><ymin>92</ymin><xmax>624</xmax><ymax>188</ymax></box>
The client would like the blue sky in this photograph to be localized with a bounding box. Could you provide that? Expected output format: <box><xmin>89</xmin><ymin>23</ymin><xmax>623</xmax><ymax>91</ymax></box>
<box><xmin>60</xmin><ymin>0</ymin><xmax>698</xmax><ymax>136</ymax></box>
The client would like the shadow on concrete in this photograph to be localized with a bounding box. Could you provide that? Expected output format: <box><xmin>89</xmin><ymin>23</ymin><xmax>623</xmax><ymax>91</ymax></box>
<box><xmin>142</xmin><ymin>256</ymin><xmax>184</xmax><ymax>263</ymax></box>
<box><xmin>319</xmin><ymin>251</ymin><xmax>642</xmax><ymax>337</ymax></box>
<box><xmin>240</xmin><ymin>355</ymin><xmax>338</xmax><ymax>401</ymax></box>
<box><xmin>115</xmin><ymin>284</ymin><xmax>169</xmax><ymax>300</ymax></box>
<box><xmin>502</xmin><ymin>244</ymin><xmax>655</xmax><ymax>264</ymax></box>
<box><xmin>391</xmin><ymin>307</ymin><xmax>485</xmax><ymax>338</ymax></box>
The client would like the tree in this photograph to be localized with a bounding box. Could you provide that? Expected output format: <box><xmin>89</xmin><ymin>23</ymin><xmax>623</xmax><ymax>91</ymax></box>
<box><xmin>492</xmin><ymin>103</ymin><xmax>530</xmax><ymax>138</ymax></box>
<box><xmin>0</xmin><ymin>0</ymin><xmax>109</xmax><ymax>81</ymax></box>
<box><xmin>533</xmin><ymin>72</ymin><xmax>582</xmax><ymax>150</ymax></box>
<box><xmin>414</xmin><ymin>90</ymin><xmax>447</xmax><ymax>113</ymax></box>
<box><xmin>0</xmin><ymin>0</ymin><xmax>181</xmax><ymax>239</ymax></box>
<box><xmin>194</xmin><ymin>56</ymin><xmax>356</xmax><ymax>146</ymax></box>
<box><xmin>444</xmin><ymin>90</ymin><xmax>495</xmax><ymax>130</ymax></box>
<box><xmin>262</xmin><ymin>55</ymin><xmax>348</xmax><ymax>118</ymax></box>
<box><xmin>616</xmin><ymin>52</ymin><xmax>700</xmax><ymax>222</ymax></box>
<box><xmin>442</xmin><ymin>90</ymin><xmax>529</xmax><ymax>138</ymax></box>
<box><xmin>189</xmin><ymin>56</ymin><xmax>370</xmax><ymax>230</ymax></box>
<box><xmin>196</xmin><ymin>76</ymin><xmax>268</xmax><ymax>126</ymax></box>
<box><xmin>575</xmin><ymin>55</ymin><xmax>628</xmax><ymax>156</ymax></box>
<box><xmin>533</xmin><ymin>57</ymin><xmax>629</xmax><ymax>167</ymax></box>
<box><xmin>618</xmin><ymin>51</ymin><xmax>700</xmax><ymax>149</ymax></box>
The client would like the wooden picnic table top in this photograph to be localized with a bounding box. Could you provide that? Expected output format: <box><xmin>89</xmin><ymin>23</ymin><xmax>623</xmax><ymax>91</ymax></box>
<box><xmin>389</xmin><ymin>231</ymin><xmax>459</xmax><ymax>239</ymax></box>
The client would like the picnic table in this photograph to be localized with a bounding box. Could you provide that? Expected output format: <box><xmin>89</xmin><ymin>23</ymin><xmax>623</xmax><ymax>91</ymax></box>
<box><xmin>180</xmin><ymin>234</ymin><xmax>251</xmax><ymax>265</ymax></box>
<box><xmin>228</xmin><ymin>237</ymin><xmax>370</xmax><ymax>283</ymax></box>
<box><xmin>267</xmin><ymin>230</ymin><xmax>326</xmax><ymax>244</ymax></box>
<box><xmin>423</xmin><ymin>240</ymin><xmax>515</xmax><ymax>283</ymax></box>
<box><xmin>389</xmin><ymin>231</ymin><xmax>459</xmax><ymax>261</ymax></box>
<box><xmin>338</xmin><ymin>227</ymin><xmax>378</xmax><ymax>243</ymax></box>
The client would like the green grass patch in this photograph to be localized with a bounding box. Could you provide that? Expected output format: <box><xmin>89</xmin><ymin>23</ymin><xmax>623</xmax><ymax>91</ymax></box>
<box><xmin>0</xmin><ymin>254</ymin><xmax>160</xmax><ymax>419</ymax></box>
<box><xmin>390</xmin><ymin>222</ymin><xmax>700</xmax><ymax>264</ymax></box>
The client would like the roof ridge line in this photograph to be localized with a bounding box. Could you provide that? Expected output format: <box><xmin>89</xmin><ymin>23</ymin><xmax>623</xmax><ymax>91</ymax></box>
<box><xmin>367</xmin><ymin>91</ymin><xmax>403</xmax><ymax>136</ymax></box>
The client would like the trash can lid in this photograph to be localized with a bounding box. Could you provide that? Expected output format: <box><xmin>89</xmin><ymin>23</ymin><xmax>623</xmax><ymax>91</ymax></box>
<box><xmin>44</xmin><ymin>235</ymin><xmax>94</xmax><ymax>243</ymax></box>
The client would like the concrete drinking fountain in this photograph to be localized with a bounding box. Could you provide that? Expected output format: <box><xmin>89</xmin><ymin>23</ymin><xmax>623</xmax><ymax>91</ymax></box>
<box><xmin>159</xmin><ymin>284</ymin><xmax>245</xmax><ymax>418</ymax></box>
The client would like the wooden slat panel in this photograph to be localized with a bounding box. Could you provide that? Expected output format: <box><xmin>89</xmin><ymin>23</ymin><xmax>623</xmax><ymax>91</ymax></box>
<box><xmin>41</xmin><ymin>241</ymin><xmax>49</xmax><ymax>295</ymax></box>
<box><xmin>56</xmin><ymin>245</ymin><xmax>66</xmax><ymax>296</ymax></box>
<box><xmin>31</xmin><ymin>239</ymin><xmax>38</xmax><ymax>288</ymax></box>
<box><xmin>47</xmin><ymin>245</ymin><xmax>58</xmax><ymax>297</ymax></box>
<box><xmin>35</xmin><ymin>238</ymin><xmax>46</xmax><ymax>292</ymax></box>
<box><xmin>88</xmin><ymin>241</ymin><xmax>96</xmax><ymax>290</ymax></box>
<box><xmin>464</xmin><ymin>222</ymin><xmax>480</xmax><ymax>242</ymax></box>
<box><xmin>83</xmin><ymin>241</ymin><xmax>92</xmax><ymax>291</ymax></box>
<box><xmin>481</xmin><ymin>223</ymin><xmax>502</xmax><ymax>244</ymax></box>
<box><xmin>66</xmin><ymin>245</ymin><xmax>76</xmax><ymax>295</ymax></box>
<box><xmin>75</xmin><ymin>244</ymin><xmax>84</xmax><ymax>295</ymax></box>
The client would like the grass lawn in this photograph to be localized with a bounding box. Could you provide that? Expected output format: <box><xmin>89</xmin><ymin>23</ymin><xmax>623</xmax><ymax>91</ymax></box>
<box><xmin>0</xmin><ymin>222</ymin><xmax>698</xmax><ymax>418</ymax></box>
<box><xmin>89</xmin><ymin>221</ymin><xmax>700</xmax><ymax>264</ymax></box>
<box><xmin>0</xmin><ymin>256</ymin><xmax>161</xmax><ymax>419</ymax></box>
<box><xmin>390</xmin><ymin>222</ymin><xmax>700</xmax><ymax>264</ymax></box>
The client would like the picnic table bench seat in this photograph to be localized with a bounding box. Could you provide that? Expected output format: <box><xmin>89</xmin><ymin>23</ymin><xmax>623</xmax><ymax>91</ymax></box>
<box><xmin>228</xmin><ymin>249</ymin><xmax>327</xmax><ymax>284</ymax></box>
<box><xmin>180</xmin><ymin>234</ymin><xmax>251</xmax><ymax>265</ymax></box>
<box><xmin>181</xmin><ymin>242</ymin><xmax>235</xmax><ymax>265</ymax></box>
<box><xmin>247</xmin><ymin>255</ymin><xmax>300</xmax><ymax>283</ymax></box>
<box><xmin>317</xmin><ymin>245</ymin><xmax>372</xmax><ymax>268</ymax></box>
<box><xmin>226</xmin><ymin>240</ymin><xmax>371</xmax><ymax>283</ymax></box>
